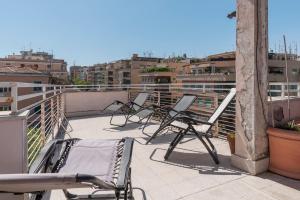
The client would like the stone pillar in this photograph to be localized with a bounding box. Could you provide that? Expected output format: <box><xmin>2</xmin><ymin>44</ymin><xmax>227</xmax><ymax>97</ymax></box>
<box><xmin>231</xmin><ymin>0</ymin><xmax>269</xmax><ymax>175</ymax></box>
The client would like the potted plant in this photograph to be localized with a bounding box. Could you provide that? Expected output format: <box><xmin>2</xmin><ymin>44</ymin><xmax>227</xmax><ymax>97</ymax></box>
<box><xmin>227</xmin><ymin>132</ymin><xmax>235</xmax><ymax>154</ymax></box>
<box><xmin>268</xmin><ymin>120</ymin><xmax>300</xmax><ymax>180</ymax></box>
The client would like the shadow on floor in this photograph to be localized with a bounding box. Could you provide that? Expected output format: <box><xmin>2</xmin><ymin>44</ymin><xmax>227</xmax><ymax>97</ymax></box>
<box><xmin>102</xmin><ymin>122</ymin><xmax>143</xmax><ymax>132</ymax></box>
<box><xmin>150</xmin><ymin>147</ymin><xmax>244</xmax><ymax>176</ymax></box>
<box><xmin>136</xmin><ymin>131</ymin><xmax>199</xmax><ymax>146</ymax></box>
<box><xmin>258</xmin><ymin>172</ymin><xmax>300</xmax><ymax>191</ymax></box>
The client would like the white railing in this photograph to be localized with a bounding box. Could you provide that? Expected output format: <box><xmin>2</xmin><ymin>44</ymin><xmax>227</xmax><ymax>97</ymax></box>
<box><xmin>0</xmin><ymin>82</ymin><xmax>64</xmax><ymax>166</ymax></box>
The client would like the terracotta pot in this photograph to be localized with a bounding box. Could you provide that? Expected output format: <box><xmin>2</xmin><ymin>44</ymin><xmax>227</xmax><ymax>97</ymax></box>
<box><xmin>227</xmin><ymin>134</ymin><xmax>235</xmax><ymax>154</ymax></box>
<box><xmin>268</xmin><ymin>127</ymin><xmax>300</xmax><ymax>180</ymax></box>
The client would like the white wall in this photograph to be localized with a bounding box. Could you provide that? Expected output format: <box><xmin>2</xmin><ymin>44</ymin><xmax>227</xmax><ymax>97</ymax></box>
<box><xmin>0</xmin><ymin>111</ymin><xmax>28</xmax><ymax>200</ymax></box>
<box><xmin>64</xmin><ymin>91</ymin><xmax>128</xmax><ymax>117</ymax></box>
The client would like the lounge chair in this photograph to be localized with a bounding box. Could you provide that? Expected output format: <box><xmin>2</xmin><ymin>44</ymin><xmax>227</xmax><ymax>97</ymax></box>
<box><xmin>142</xmin><ymin>94</ymin><xmax>198</xmax><ymax>144</ymax></box>
<box><xmin>164</xmin><ymin>88</ymin><xmax>236</xmax><ymax>164</ymax></box>
<box><xmin>104</xmin><ymin>92</ymin><xmax>149</xmax><ymax>127</ymax></box>
<box><xmin>0</xmin><ymin>137</ymin><xmax>134</xmax><ymax>200</ymax></box>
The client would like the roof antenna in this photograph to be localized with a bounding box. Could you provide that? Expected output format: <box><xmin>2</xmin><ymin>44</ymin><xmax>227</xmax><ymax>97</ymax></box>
<box><xmin>283</xmin><ymin>35</ymin><xmax>291</xmax><ymax>121</ymax></box>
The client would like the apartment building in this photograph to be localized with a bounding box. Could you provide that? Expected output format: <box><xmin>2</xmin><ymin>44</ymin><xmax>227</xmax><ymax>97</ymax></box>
<box><xmin>140</xmin><ymin>61</ymin><xmax>189</xmax><ymax>84</ymax></box>
<box><xmin>177</xmin><ymin>51</ymin><xmax>300</xmax><ymax>85</ymax></box>
<box><xmin>93</xmin><ymin>64</ymin><xmax>106</xmax><ymax>85</ymax></box>
<box><xmin>111</xmin><ymin>60</ymin><xmax>131</xmax><ymax>85</ymax></box>
<box><xmin>69</xmin><ymin>66</ymin><xmax>89</xmax><ymax>82</ymax></box>
<box><xmin>130</xmin><ymin>54</ymin><xmax>162</xmax><ymax>84</ymax></box>
<box><xmin>0</xmin><ymin>50</ymin><xmax>68</xmax><ymax>82</ymax></box>
<box><xmin>0</xmin><ymin>66</ymin><xmax>49</xmax><ymax>111</ymax></box>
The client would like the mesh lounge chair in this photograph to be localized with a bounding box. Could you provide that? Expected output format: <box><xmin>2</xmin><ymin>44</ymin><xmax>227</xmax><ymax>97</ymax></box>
<box><xmin>164</xmin><ymin>88</ymin><xmax>236</xmax><ymax>164</ymax></box>
<box><xmin>0</xmin><ymin>138</ymin><xmax>134</xmax><ymax>200</ymax></box>
<box><xmin>143</xmin><ymin>94</ymin><xmax>198</xmax><ymax>144</ymax></box>
<box><xmin>104</xmin><ymin>92</ymin><xmax>149</xmax><ymax>127</ymax></box>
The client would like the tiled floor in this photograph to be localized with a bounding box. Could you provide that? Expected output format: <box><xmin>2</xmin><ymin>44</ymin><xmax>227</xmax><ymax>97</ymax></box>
<box><xmin>49</xmin><ymin>115</ymin><xmax>300</xmax><ymax>200</ymax></box>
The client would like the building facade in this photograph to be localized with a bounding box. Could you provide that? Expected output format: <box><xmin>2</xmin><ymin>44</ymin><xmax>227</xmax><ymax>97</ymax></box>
<box><xmin>177</xmin><ymin>51</ymin><xmax>300</xmax><ymax>85</ymax></box>
<box><xmin>69</xmin><ymin>66</ymin><xmax>89</xmax><ymax>82</ymax></box>
<box><xmin>0</xmin><ymin>66</ymin><xmax>49</xmax><ymax>111</ymax></box>
<box><xmin>0</xmin><ymin>50</ymin><xmax>68</xmax><ymax>82</ymax></box>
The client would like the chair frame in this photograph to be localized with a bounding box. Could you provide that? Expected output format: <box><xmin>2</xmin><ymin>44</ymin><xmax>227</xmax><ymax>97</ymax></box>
<box><xmin>0</xmin><ymin>138</ymin><xmax>134</xmax><ymax>200</ymax></box>
<box><xmin>164</xmin><ymin>88</ymin><xmax>236</xmax><ymax>164</ymax></box>
<box><xmin>104</xmin><ymin>92</ymin><xmax>150</xmax><ymax>127</ymax></box>
<box><xmin>144</xmin><ymin>94</ymin><xmax>198</xmax><ymax>144</ymax></box>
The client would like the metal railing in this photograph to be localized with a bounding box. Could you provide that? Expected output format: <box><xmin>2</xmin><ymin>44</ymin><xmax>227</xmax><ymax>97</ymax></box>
<box><xmin>1</xmin><ymin>81</ymin><xmax>300</xmax><ymax>166</ymax></box>
<box><xmin>0</xmin><ymin>82</ymin><xmax>64</xmax><ymax>166</ymax></box>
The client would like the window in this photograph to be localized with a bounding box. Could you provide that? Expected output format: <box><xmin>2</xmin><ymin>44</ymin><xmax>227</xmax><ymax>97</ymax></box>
<box><xmin>33</xmin><ymin>81</ymin><xmax>42</xmax><ymax>92</ymax></box>
<box><xmin>292</xmin><ymin>68</ymin><xmax>299</xmax><ymax>75</ymax></box>
<box><xmin>47</xmin><ymin>64</ymin><xmax>51</xmax><ymax>70</ymax></box>
<box><xmin>0</xmin><ymin>105</ymin><xmax>11</xmax><ymax>111</ymax></box>
<box><xmin>33</xmin><ymin>64</ymin><xmax>38</xmax><ymax>70</ymax></box>
<box><xmin>0</xmin><ymin>87</ymin><xmax>11</xmax><ymax>97</ymax></box>
<box><xmin>269</xmin><ymin>67</ymin><xmax>283</xmax><ymax>74</ymax></box>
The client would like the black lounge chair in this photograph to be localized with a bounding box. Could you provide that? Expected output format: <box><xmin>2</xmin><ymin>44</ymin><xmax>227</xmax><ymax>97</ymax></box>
<box><xmin>104</xmin><ymin>92</ymin><xmax>150</xmax><ymax>127</ymax></box>
<box><xmin>0</xmin><ymin>138</ymin><xmax>134</xmax><ymax>200</ymax></box>
<box><xmin>143</xmin><ymin>94</ymin><xmax>198</xmax><ymax>144</ymax></box>
<box><xmin>164</xmin><ymin>88</ymin><xmax>236</xmax><ymax>164</ymax></box>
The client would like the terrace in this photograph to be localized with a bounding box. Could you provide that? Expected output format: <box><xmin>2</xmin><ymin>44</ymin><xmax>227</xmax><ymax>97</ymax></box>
<box><xmin>0</xmin><ymin>82</ymin><xmax>300</xmax><ymax>199</ymax></box>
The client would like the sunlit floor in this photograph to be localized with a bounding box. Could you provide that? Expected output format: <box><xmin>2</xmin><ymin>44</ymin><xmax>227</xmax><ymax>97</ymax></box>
<box><xmin>48</xmin><ymin>115</ymin><xmax>300</xmax><ymax>200</ymax></box>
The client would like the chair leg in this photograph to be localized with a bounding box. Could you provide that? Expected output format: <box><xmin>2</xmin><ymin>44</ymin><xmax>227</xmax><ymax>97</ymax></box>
<box><xmin>110</xmin><ymin>111</ymin><xmax>130</xmax><ymax>127</ymax></box>
<box><xmin>164</xmin><ymin>129</ymin><xmax>187</xmax><ymax>160</ymax></box>
<box><xmin>145</xmin><ymin>123</ymin><xmax>167</xmax><ymax>144</ymax></box>
<box><xmin>141</xmin><ymin>114</ymin><xmax>153</xmax><ymax>135</ymax></box>
<box><xmin>145</xmin><ymin>118</ymin><xmax>174</xmax><ymax>144</ymax></box>
<box><xmin>194</xmin><ymin>132</ymin><xmax>219</xmax><ymax>164</ymax></box>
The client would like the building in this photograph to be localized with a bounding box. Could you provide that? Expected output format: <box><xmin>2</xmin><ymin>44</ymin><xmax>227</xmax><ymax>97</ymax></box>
<box><xmin>130</xmin><ymin>54</ymin><xmax>162</xmax><ymax>84</ymax></box>
<box><xmin>93</xmin><ymin>64</ymin><xmax>106</xmax><ymax>85</ymax></box>
<box><xmin>0</xmin><ymin>50</ymin><xmax>68</xmax><ymax>82</ymax></box>
<box><xmin>69</xmin><ymin>66</ymin><xmax>90</xmax><ymax>82</ymax></box>
<box><xmin>110</xmin><ymin>60</ymin><xmax>131</xmax><ymax>85</ymax></box>
<box><xmin>177</xmin><ymin>51</ymin><xmax>300</xmax><ymax>85</ymax></box>
<box><xmin>0</xmin><ymin>66</ymin><xmax>49</xmax><ymax>111</ymax></box>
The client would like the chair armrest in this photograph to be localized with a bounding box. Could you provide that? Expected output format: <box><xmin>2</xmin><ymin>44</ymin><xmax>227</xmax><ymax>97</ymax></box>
<box><xmin>178</xmin><ymin>110</ymin><xmax>199</xmax><ymax>118</ymax></box>
<box><xmin>159</xmin><ymin>105</ymin><xmax>179</xmax><ymax>114</ymax></box>
<box><xmin>116</xmin><ymin>138</ymin><xmax>134</xmax><ymax>190</ymax></box>
<box><xmin>175</xmin><ymin>116</ymin><xmax>213</xmax><ymax>126</ymax></box>
<box><xmin>141</xmin><ymin>104</ymin><xmax>160</xmax><ymax>110</ymax></box>
<box><xmin>130</xmin><ymin>101</ymin><xmax>143</xmax><ymax>108</ymax></box>
<box><xmin>115</xmin><ymin>100</ymin><xmax>126</xmax><ymax>105</ymax></box>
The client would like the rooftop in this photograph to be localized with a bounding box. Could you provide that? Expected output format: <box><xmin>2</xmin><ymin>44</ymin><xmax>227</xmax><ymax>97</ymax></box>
<box><xmin>0</xmin><ymin>82</ymin><xmax>300</xmax><ymax>200</ymax></box>
<box><xmin>47</xmin><ymin>115</ymin><xmax>300</xmax><ymax>200</ymax></box>
<box><xmin>0</xmin><ymin>66</ymin><xmax>49</xmax><ymax>76</ymax></box>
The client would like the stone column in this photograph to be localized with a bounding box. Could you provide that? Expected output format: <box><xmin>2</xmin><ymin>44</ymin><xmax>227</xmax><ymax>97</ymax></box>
<box><xmin>231</xmin><ymin>0</ymin><xmax>269</xmax><ymax>175</ymax></box>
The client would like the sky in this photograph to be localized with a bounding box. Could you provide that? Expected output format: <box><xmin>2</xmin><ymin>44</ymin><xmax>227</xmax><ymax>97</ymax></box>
<box><xmin>0</xmin><ymin>0</ymin><xmax>299</xmax><ymax>66</ymax></box>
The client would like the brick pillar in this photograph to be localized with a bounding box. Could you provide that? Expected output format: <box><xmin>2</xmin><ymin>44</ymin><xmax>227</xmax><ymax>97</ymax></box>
<box><xmin>231</xmin><ymin>0</ymin><xmax>269</xmax><ymax>175</ymax></box>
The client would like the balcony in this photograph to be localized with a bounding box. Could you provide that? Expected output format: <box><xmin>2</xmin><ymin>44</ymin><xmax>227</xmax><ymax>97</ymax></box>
<box><xmin>0</xmin><ymin>82</ymin><xmax>300</xmax><ymax>200</ymax></box>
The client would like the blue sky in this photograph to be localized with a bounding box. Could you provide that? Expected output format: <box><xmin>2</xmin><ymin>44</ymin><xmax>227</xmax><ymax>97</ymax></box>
<box><xmin>0</xmin><ymin>0</ymin><xmax>299</xmax><ymax>66</ymax></box>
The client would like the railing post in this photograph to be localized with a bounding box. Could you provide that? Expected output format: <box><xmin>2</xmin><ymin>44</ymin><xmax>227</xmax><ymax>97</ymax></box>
<box><xmin>50</xmin><ymin>97</ymin><xmax>55</xmax><ymax>139</ymax></box>
<box><xmin>57</xmin><ymin>94</ymin><xmax>61</xmax><ymax>127</ymax></box>
<box><xmin>60</xmin><ymin>86</ymin><xmax>65</xmax><ymax>120</ymax></box>
<box><xmin>281</xmin><ymin>83</ymin><xmax>285</xmax><ymax>98</ymax></box>
<box><xmin>157</xmin><ymin>91</ymin><xmax>161</xmax><ymax>106</ymax></box>
<box><xmin>10</xmin><ymin>82</ymin><xmax>18</xmax><ymax>113</ymax></box>
<box><xmin>40</xmin><ymin>86</ymin><xmax>46</xmax><ymax>144</ymax></box>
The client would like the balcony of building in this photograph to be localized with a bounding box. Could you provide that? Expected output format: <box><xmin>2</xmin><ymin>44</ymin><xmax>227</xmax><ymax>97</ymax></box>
<box><xmin>0</xmin><ymin>82</ymin><xmax>300</xmax><ymax>200</ymax></box>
